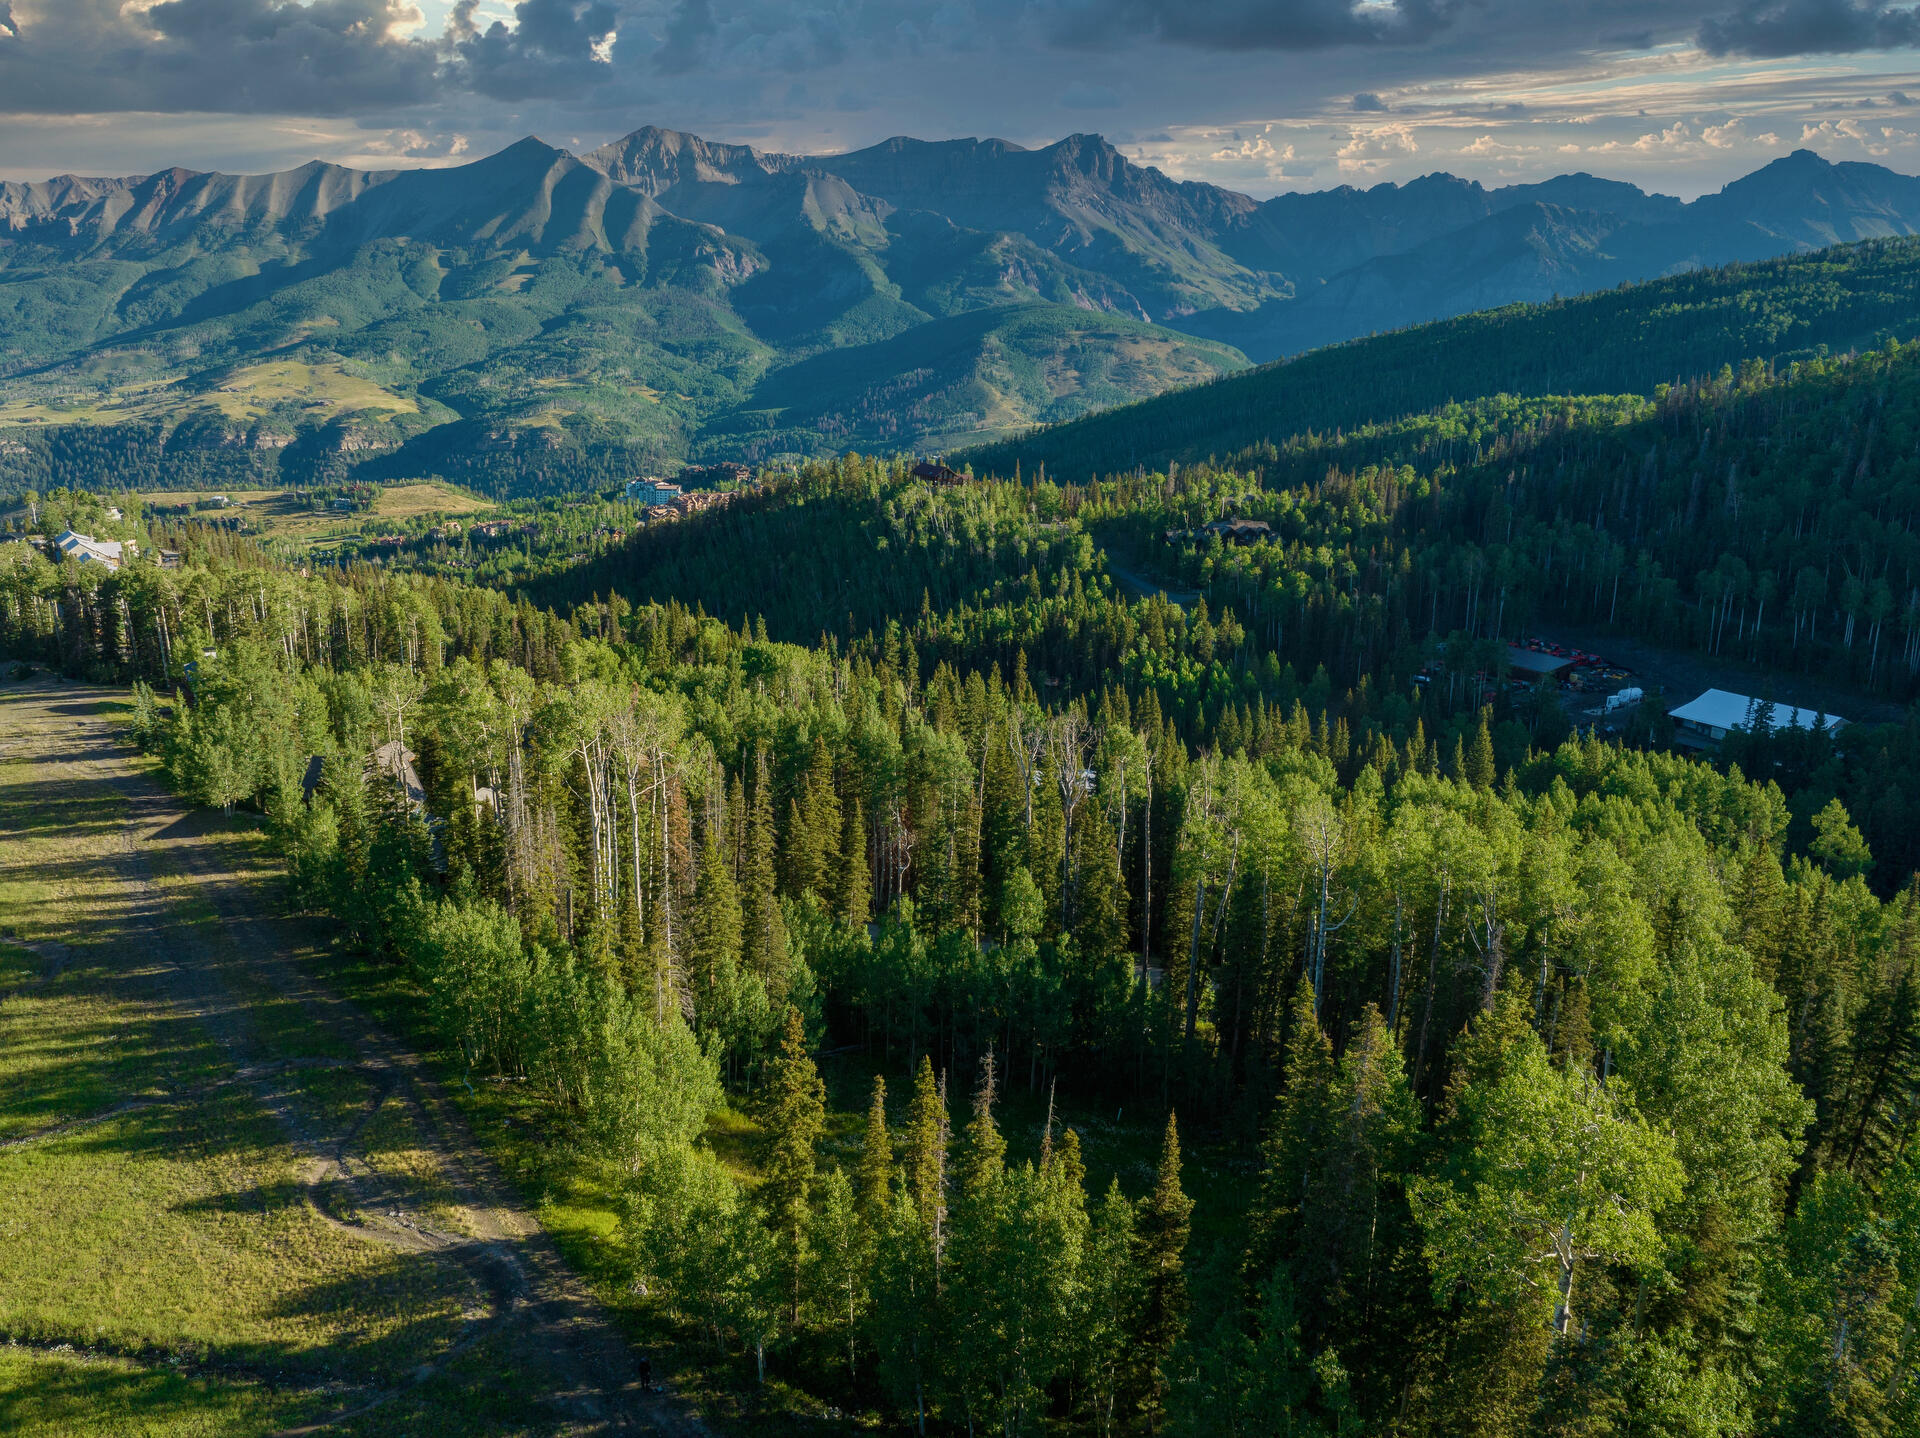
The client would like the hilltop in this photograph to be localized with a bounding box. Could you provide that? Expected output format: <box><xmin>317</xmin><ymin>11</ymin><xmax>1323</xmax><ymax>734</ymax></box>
<box><xmin>6</xmin><ymin>130</ymin><xmax>1920</xmax><ymax>493</ymax></box>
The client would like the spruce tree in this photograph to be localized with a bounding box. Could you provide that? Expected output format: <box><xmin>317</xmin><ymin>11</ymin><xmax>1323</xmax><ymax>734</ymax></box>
<box><xmin>949</xmin><ymin>1053</ymin><xmax>1010</xmax><ymax>1431</ymax></box>
<box><xmin>857</xmin><ymin>1074</ymin><xmax>893</xmax><ymax>1228</ymax></box>
<box><xmin>1466</xmin><ymin>709</ymin><xmax>1497</xmax><ymax>789</ymax></box>
<box><xmin>1246</xmin><ymin>983</ymin><xmax>1336</xmax><ymax>1283</ymax></box>
<box><xmin>1071</xmin><ymin>802</ymin><xmax>1130</xmax><ymax>959</ymax></box>
<box><xmin>903</xmin><ymin>1055</ymin><xmax>949</xmax><ymax>1254</ymax></box>
<box><xmin>763</xmin><ymin>1005</ymin><xmax>826</xmax><ymax>1323</ymax></box>
<box><xmin>1732</xmin><ymin>839</ymin><xmax>1788</xmax><ymax>983</ymax></box>
<box><xmin>804</xmin><ymin>733</ymin><xmax>843</xmax><ymax>895</ymax></box>
<box><xmin>1132</xmin><ymin>1113</ymin><xmax>1194</xmax><ymax>1428</ymax></box>
<box><xmin>840</xmin><ymin>793</ymin><xmax>871</xmax><ymax>927</ymax></box>
<box><xmin>956</xmin><ymin>1051</ymin><xmax>1006</xmax><ymax>1201</ymax></box>
<box><xmin>782</xmin><ymin>795</ymin><xmax>814</xmax><ymax>897</ymax></box>
<box><xmin>688</xmin><ymin>828</ymin><xmax>743</xmax><ymax>1037</ymax></box>
<box><xmin>743</xmin><ymin>747</ymin><xmax>790</xmax><ymax>982</ymax></box>
<box><xmin>1084</xmin><ymin>1178</ymin><xmax>1137</xmax><ymax>1438</ymax></box>
<box><xmin>809</xmin><ymin>1166</ymin><xmax>868</xmax><ymax>1379</ymax></box>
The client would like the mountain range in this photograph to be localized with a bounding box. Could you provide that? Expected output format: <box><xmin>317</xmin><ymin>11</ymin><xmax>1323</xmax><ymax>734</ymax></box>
<box><xmin>4</xmin><ymin>127</ymin><xmax>1920</xmax><ymax>492</ymax></box>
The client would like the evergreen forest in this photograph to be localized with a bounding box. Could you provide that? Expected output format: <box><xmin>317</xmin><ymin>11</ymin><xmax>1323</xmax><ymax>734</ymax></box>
<box><xmin>11</xmin><ymin>243</ymin><xmax>1920</xmax><ymax>1437</ymax></box>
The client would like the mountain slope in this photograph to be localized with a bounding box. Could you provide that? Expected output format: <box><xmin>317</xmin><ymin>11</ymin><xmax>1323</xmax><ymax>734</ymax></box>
<box><xmin>6</xmin><ymin>130</ymin><xmax>1920</xmax><ymax>495</ymax></box>
<box><xmin>963</xmin><ymin>236</ymin><xmax>1920</xmax><ymax>482</ymax></box>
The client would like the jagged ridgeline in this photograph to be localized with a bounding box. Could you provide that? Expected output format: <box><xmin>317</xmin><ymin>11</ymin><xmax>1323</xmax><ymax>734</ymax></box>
<box><xmin>7</xmin><ymin>131</ymin><xmax>1920</xmax><ymax>495</ymax></box>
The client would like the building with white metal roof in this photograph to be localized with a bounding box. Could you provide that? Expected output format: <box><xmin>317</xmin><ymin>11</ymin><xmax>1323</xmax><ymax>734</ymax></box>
<box><xmin>1669</xmin><ymin>689</ymin><xmax>1846</xmax><ymax>745</ymax></box>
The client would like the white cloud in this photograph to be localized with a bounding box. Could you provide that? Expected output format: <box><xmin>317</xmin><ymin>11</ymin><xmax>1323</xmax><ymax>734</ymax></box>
<box><xmin>1797</xmin><ymin>116</ymin><xmax>1914</xmax><ymax>154</ymax></box>
<box><xmin>1211</xmin><ymin>128</ymin><xmax>1295</xmax><ymax>163</ymax></box>
<box><xmin>1337</xmin><ymin>121</ymin><xmax>1418</xmax><ymax>173</ymax></box>
<box><xmin>1461</xmin><ymin>133</ymin><xmax>1536</xmax><ymax>157</ymax></box>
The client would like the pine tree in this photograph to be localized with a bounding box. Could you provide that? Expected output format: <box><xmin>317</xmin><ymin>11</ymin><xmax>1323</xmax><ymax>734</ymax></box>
<box><xmin>857</xmin><ymin>1074</ymin><xmax>893</xmax><ymax>1228</ymax></box>
<box><xmin>743</xmin><ymin>747</ymin><xmax>791</xmax><ymax>983</ymax></box>
<box><xmin>1083</xmin><ymin>1178</ymin><xmax>1137</xmax><ymax>1438</ymax></box>
<box><xmin>840</xmin><ymin>793</ymin><xmax>872</xmax><ymax>927</ymax></box>
<box><xmin>1245</xmin><ymin>983</ymin><xmax>1337</xmax><ymax>1284</ymax></box>
<box><xmin>956</xmin><ymin>1051</ymin><xmax>1006</xmax><ymax>1201</ymax></box>
<box><xmin>1132</xmin><ymin>1113</ymin><xmax>1194</xmax><ymax>1429</ymax></box>
<box><xmin>763</xmin><ymin>1005</ymin><xmax>826</xmax><ymax>1323</ymax></box>
<box><xmin>808</xmin><ymin>1166</ymin><xmax>868</xmax><ymax>1379</ymax></box>
<box><xmin>949</xmin><ymin>1052</ymin><xmax>1010</xmax><ymax>1432</ymax></box>
<box><xmin>688</xmin><ymin>828</ymin><xmax>743</xmax><ymax>1039</ymax></box>
<box><xmin>1466</xmin><ymin>709</ymin><xmax>1497</xmax><ymax>789</ymax></box>
<box><xmin>1071</xmin><ymin>801</ymin><xmax>1130</xmax><ymax>959</ymax></box>
<box><xmin>903</xmin><ymin>1055</ymin><xmax>949</xmax><ymax>1258</ymax></box>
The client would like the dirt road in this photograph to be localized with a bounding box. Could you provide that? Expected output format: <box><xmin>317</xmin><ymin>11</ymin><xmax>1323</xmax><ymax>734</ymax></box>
<box><xmin>0</xmin><ymin>680</ymin><xmax>702</xmax><ymax>1436</ymax></box>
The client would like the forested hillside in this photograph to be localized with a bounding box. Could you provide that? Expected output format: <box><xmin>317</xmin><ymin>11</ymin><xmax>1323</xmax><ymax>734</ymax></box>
<box><xmin>528</xmin><ymin>337</ymin><xmax>1920</xmax><ymax>881</ymax></box>
<box><xmin>969</xmin><ymin>237</ymin><xmax>1920</xmax><ymax>482</ymax></box>
<box><xmin>8</xmin><ymin>444</ymin><xmax>1920</xmax><ymax>1434</ymax></box>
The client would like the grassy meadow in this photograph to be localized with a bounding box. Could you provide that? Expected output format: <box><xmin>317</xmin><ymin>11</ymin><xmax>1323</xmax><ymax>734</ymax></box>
<box><xmin>0</xmin><ymin>685</ymin><xmax>543</xmax><ymax>1435</ymax></box>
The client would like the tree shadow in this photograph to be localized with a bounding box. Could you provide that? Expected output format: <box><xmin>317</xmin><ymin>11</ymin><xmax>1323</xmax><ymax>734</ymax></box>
<box><xmin>0</xmin><ymin>1348</ymin><xmax>322</xmax><ymax>1435</ymax></box>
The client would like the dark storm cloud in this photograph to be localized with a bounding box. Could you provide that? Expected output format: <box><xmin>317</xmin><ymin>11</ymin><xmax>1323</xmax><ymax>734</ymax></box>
<box><xmin>0</xmin><ymin>0</ymin><xmax>439</xmax><ymax>111</ymax></box>
<box><xmin>1699</xmin><ymin>0</ymin><xmax>1920</xmax><ymax>55</ymax></box>
<box><xmin>4</xmin><ymin>0</ymin><xmax>1920</xmax><ymax>135</ymax></box>
<box><xmin>0</xmin><ymin>0</ymin><xmax>621</xmax><ymax>114</ymax></box>
<box><xmin>1054</xmin><ymin>0</ymin><xmax>1468</xmax><ymax>49</ymax></box>
<box><xmin>448</xmin><ymin>0</ymin><xmax>618</xmax><ymax>99</ymax></box>
<box><xmin>653</xmin><ymin>0</ymin><xmax>715</xmax><ymax>74</ymax></box>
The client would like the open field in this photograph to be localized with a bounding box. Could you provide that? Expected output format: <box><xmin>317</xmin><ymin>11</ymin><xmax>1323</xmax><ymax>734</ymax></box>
<box><xmin>0</xmin><ymin>680</ymin><xmax>695</xmax><ymax>1435</ymax></box>
<box><xmin>0</xmin><ymin>363</ymin><xmax>416</xmax><ymax>430</ymax></box>
<box><xmin>136</xmin><ymin>483</ymin><xmax>496</xmax><ymax>551</ymax></box>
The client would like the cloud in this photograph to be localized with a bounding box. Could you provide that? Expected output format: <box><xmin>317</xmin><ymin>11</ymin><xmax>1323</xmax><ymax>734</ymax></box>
<box><xmin>1699</xmin><ymin>0</ymin><xmax>1920</xmax><ymax>56</ymax></box>
<box><xmin>1799</xmin><ymin>115</ymin><xmax>1918</xmax><ymax>151</ymax></box>
<box><xmin>0</xmin><ymin>0</ymin><xmax>443</xmax><ymax>112</ymax></box>
<box><xmin>1210</xmin><ymin>130</ymin><xmax>1295</xmax><ymax>162</ymax></box>
<box><xmin>1057</xmin><ymin>0</ymin><xmax>1467</xmax><ymax>51</ymax></box>
<box><xmin>1351</xmin><ymin>91</ymin><xmax>1388</xmax><ymax>111</ymax></box>
<box><xmin>0</xmin><ymin>0</ymin><xmax>624</xmax><ymax>113</ymax></box>
<box><xmin>1461</xmin><ymin>133</ymin><xmax>1536</xmax><ymax>157</ymax></box>
<box><xmin>447</xmin><ymin>0</ymin><xmax>619</xmax><ymax>100</ymax></box>
<box><xmin>1061</xmin><ymin>80</ymin><xmax>1121</xmax><ymax>109</ymax></box>
<box><xmin>1337</xmin><ymin>121</ymin><xmax>1418</xmax><ymax>172</ymax></box>
<box><xmin>654</xmin><ymin>0</ymin><xmax>714</xmax><ymax>75</ymax></box>
<box><xmin>358</xmin><ymin>126</ymin><xmax>471</xmax><ymax>158</ymax></box>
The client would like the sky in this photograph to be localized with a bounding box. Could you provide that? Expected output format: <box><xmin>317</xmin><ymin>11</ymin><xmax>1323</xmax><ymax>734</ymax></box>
<box><xmin>2</xmin><ymin>0</ymin><xmax>1920</xmax><ymax>198</ymax></box>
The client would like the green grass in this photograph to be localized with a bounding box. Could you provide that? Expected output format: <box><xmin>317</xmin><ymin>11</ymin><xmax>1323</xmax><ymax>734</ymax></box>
<box><xmin>0</xmin><ymin>1090</ymin><xmax>477</xmax><ymax>1380</ymax></box>
<box><xmin>0</xmin><ymin>687</ymin><xmax>515</xmax><ymax>1433</ymax></box>
<box><xmin>0</xmin><ymin>1346</ymin><xmax>312</xmax><ymax>1437</ymax></box>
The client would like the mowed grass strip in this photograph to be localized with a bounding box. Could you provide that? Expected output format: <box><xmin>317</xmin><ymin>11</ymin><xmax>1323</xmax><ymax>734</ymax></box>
<box><xmin>0</xmin><ymin>686</ymin><xmax>488</xmax><ymax>1424</ymax></box>
<box><xmin>0</xmin><ymin>1346</ymin><xmax>313</xmax><ymax>1438</ymax></box>
<box><xmin>0</xmin><ymin>1086</ymin><xmax>478</xmax><ymax>1382</ymax></box>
